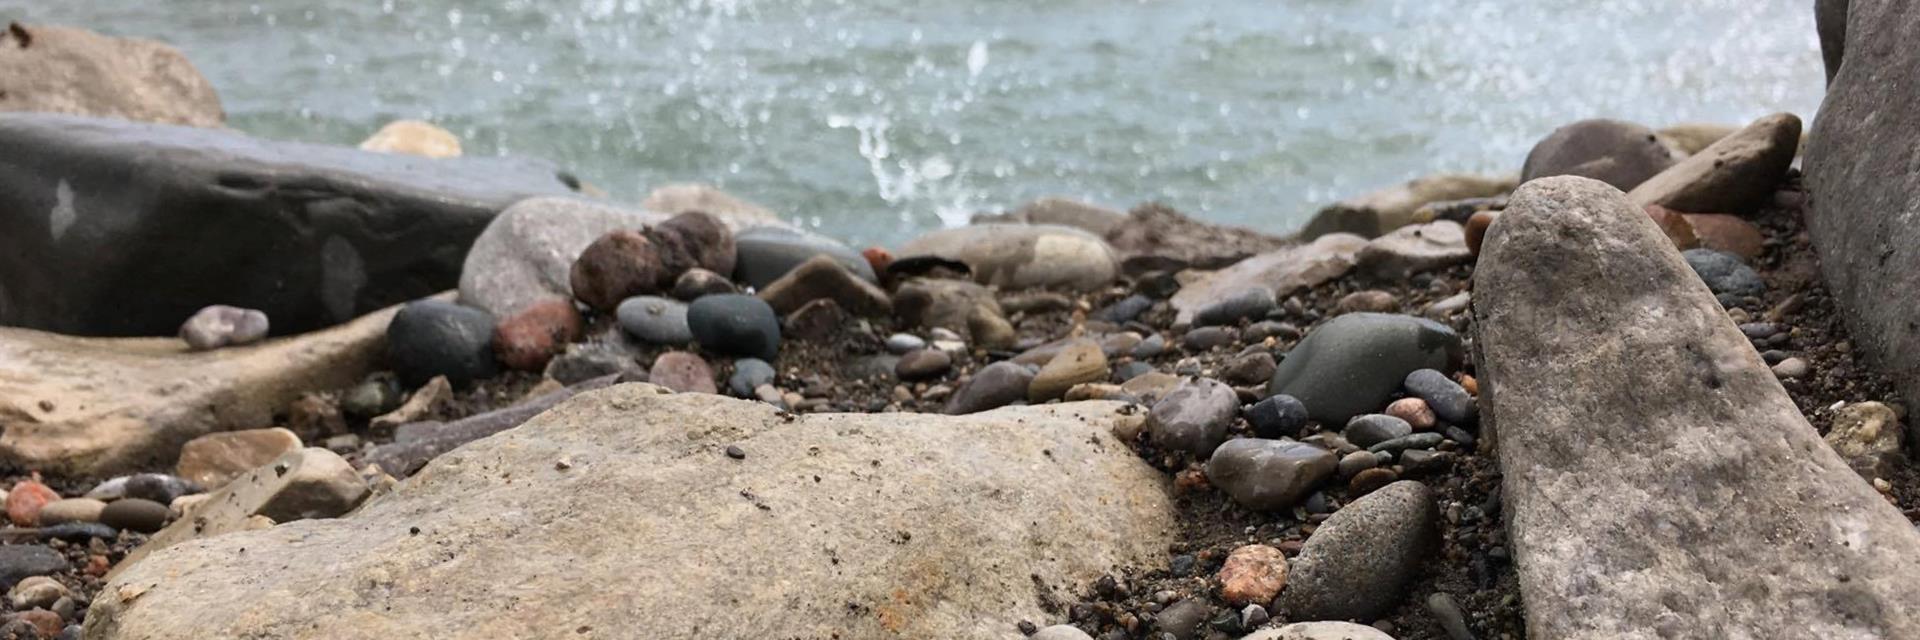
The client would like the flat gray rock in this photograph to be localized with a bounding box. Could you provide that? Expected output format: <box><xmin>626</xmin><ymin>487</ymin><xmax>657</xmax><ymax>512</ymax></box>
<box><xmin>0</xmin><ymin>113</ymin><xmax>577</xmax><ymax>336</ymax></box>
<box><xmin>1474</xmin><ymin>176</ymin><xmax>1920</xmax><ymax>639</ymax></box>
<box><xmin>90</xmin><ymin>387</ymin><xmax>1176</xmax><ymax>639</ymax></box>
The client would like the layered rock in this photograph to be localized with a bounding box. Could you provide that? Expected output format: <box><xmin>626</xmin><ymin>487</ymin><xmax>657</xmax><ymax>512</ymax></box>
<box><xmin>1301</xmin><ymin>174</ymin><xmax>1515</xmax><ymax>240</ymax></box>
<box><xmin>1627</xmin><ymin>113</ymin><xmax>1800</xmax><ymax>215</ymax></box>
<box><xmin>1169</xmin><ymin>234</ymin><xmax>1368</xmax><ymax>324</ymax></box>
<box><xmin>1805</xmin><ymin>0</ymin><xmax>1920</xmax><ymax>416</ymax></box>
<box><xmin>0</xmin><ymin>113</ymin><xmax>576</xmax><ymax>335</ymax></box>
<box><xmin>0</xmin><ymin>23</ymin><xmax>223</xmax><ymax>127</ymax></box>
<box><xmin>1474</xmin><ymin>176</ymin><xmax>1920</xmax><ymax>638</ymax></box>
<box><xmin>0</xmin><ymin>299</ymin><xmax>400</xmax><ymax>475</ymax></box>
<box><xmin>897</xmin><ymin>224</ymin><xmax>1119</xmax><ymax>291</ymax></box>
<box><xmin>91</xmin><ymin>387</ymin><xmax>1176</xmax><ymax>639</ymax></box>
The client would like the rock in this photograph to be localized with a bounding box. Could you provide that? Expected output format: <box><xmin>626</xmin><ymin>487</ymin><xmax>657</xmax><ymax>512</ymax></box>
<box><xmin>1117</xmin><ymin>372</ymin><xmax>1179</xmax><ymax>403</ymax></box>
<box><xmin>641</xmin><ymin>184</ymin><xmax>781</xmax><ymax>226</ymax></box>
<box><xmin>645</xmin><ymin>211</ymin><xmax>739</xmax><ymax>283</ymax></box>
<box><xmin>90</xmin><ymin>390</ymin><xmax>1175</xmax><ymax>640</ymax></box>
<box><xmin>122</xmin><ymin>474</ymin><xmax>200</xmax><ymax>505</ymax></box>
<box><xmin>1217</xmin><ymin>544</ymin><xmax>1287</xmax><ymax>606</ymax></box>
<box><xmin>1656</xmin><ymin>123</ymin><xmax>1740</xmax><ymax>156</ymax></box>
<box><xmin>1030</xmin><ymin>625</ymin><xmax>1095</xmax><ymax>640</ymax></box>
<box><xmin>0</xmin><ymin>113</ymin><xmax>574</xmax><ymax>335</ymax></box>
<box><xmin>0</xmin><ymin>297</ymin><xmax>397</xmax><ymax>475</ymax></box>
<box><xmin>387</xmin><ymin>300</ymin><xmax>498</xmax><ymax>387</ymax></box>
<box><xmin>1206</xmin><ymin>438</ymin><xmax>1337</xmax><ymax>511</ymax></box>
<box><xmin>1816</xmin><ymin>0</ymin><xmax>1848</xmax><ymax>84</ymax></box>
<box><xmin>1144</xmin><ymin>378</ymin><xmax>1238</xmax><ymax>458</ymax></box>
<box><xmin>1423</xmin><ymin>292</ymin><xmax>1471</xmax><ymax>320</ymax></box>
<box><xmin>98</xmin><ymin>498</ymin><xmax>170</xmax><ymax>534</ymax></box>
<box><xmin>1153</xmin><ymin>599</ymin><xmax>1211</xmax><ymax>640</ymax></box>
<box><xmin>649</xmin><ymin>352</ymin><xmax>718</xmax><ymax>395</ymax></box>
<box><xmin>1029</xmin><ymin>340</ymin><xmax>1109</xmax><ymax>403</ymax></box>
<box><xmin>1367</xmin><ymin>432</ymin><xmax>1443</xmax><ymax>455</ymax></box>
<box><xmin>1267</xmin><ymin>313</ymin><xmax>1462</xmax><ymax>425</ymax></box>
<box><xmin>569</xmin><ymin>230</ymin><xmax>671</xmax><ymax>312</ymax></box>
<box><xmin>1334</xmin><ymin>290</ymin><xmax>1399</xmax><ymax>315</ymax></box>
<box><xmin>175</xmin><ymin>428</ymin><xmax>303</xmax><ymax>489</ymax></box>
<box><xmin>980</xmin><ymin>197</ymin><xmax>1127</xmax><ymax>237</ymax></box>
<box><xmin>1682</xmin><ymin>214</ymin><xmax>1765</xmax><ymax>260</ymax></box>
<box><xmin>1133</xmin><ymin>333</ymin><xmax>1168</xmax><ymax>359</ymax></box>
<box><xmin>1346</xmin><ymin>467</ymin><xmax>1399</xmax><ymax>496</ymax></box>
<box><xmin>734</xmin><ymin>226</ymin><xmax>875</xmax><ymax>289</ymax></box>
<box><xmin>727</xmin><ymin>359</ymin><xmax>776</xmax><ymax>398</ymax></box>
<box><xmin>7</xmin><ymin>576</ymin><xmax>68</xmax><ymax>611</ymax></box>
<box><xmin>358</xmin><ymin>120</ymin><xmax>461</xmax><ymax>158</ymax></box>
<box><xmin>1241</xmin><ymin>621</ymin><xmax>1396</xmax><ymax>640</ymax></box>
<box><xmin>1193</xmin><ymin>289</ymin><xmax>1276</xmax><ymax>327</ymax></box>
<box><xmin>0</xmin><ymin>23</ymin><xmax>222</xmax><ymax>127</ymax></box>
<box><xmin>1682</xmin><ymin>249</ymin><xmax>1765</xmax><ymax>301</ymax></box>
<box><xmin>1096</xmin><ymin>295</ymin><xmax>1155</xmax><ymax>324</ymax></box>
<box><xmin>895</xmin><ymin>349</ymin><xmax>953</xmax><ymax>381</ymax></box>
<box><xmin>898</xmin><ymin>224</ymin><xmax>1119</xmax><ymax>291</ymax></box>
<box><xmin>616</xmin><ymin>296</ymin><xmax>693</xmax><ymax>345</ymax></box>
<box><xmin>671</xmin><ymin>268</ymin><xmax>736</xmax><ymax>301</ymax></box>
<box><xmin>0</xmin><ymin>547</ymin><xmax>66</xmax><ymax>590</ymax></box>
<box><xmin>1474</xmin><ymin>176</ymin><xmax>1920</xmax><ymax>637</ymax></box>
<box><xmin>1627</xmin><ymin>114</ymin><xmax>1801</xmax><ymax>215</ymax></box>
<box><xmin>1521</xmin><ymin>118</ymin><xmax>1679</xmax><ymax>191</ymax></box>
<box><xmin>1403</xmin><ymin>370</ymin><xmax>1476</xmax><ymax>425</ymax></box>
<box><xmin>1279</xmin><ymin>481</ymin><xmax>1436</xmax><ymax>621</ymax></box>
<box><xmin>686</xmin><ymin>294</ymin><xmax>781</xmax><ymax>361</ymax></box>
<box><xmin>1825</xmin><ymin>402</ymin><xmax>1905</xmax><ymax>479</ymax></box>
<box><xmin>369</xmin><ymin>375</ymin><xmax>451</xmax><ymax>432</ymax></box>
<box><xmin>758</xmin><ymin>254</ymin><xmax>892</xmax><ymax>317</ymax></box>
<box><xmin>1245</xmin><ymin>395</ymin><xmax>1310</xmax><ymax>439</ymax></box>
<box><xmin>492</xmin><ymin>299</ymin><xmax>582</xmax><ymax>371</ymax></box>
<box><xmin>1465</xmin><ymin>210</ymin><xmax>1496</xmax><ymax>256</ymax></box>
<box><xmin>1354</xmin><ymin>221</ymin><xmax>1471</xmax><ymax>281</ymax></box>
<box><xmin>178</xmin><ymin>305</ymin><xmax>270</xmax><ymax>351</ymax></box>
<box><xmin>5</xmin><ymin>482</ymin><xmax>57</xmax><ymax>527</ymax></box>
<box><xmin>1104</xmin><ymin>203</ymin><xmax>1292</xmax><ymax>270</ymax></box>
<box><xmin>945</xmin><ymin>362</ymin><xmax>1036</xmax><ymax>415</ymax></box>
<box><xmin>1344</xmin><ymin>414</ymin><xmax>1412</xmax><ymax>448</ymax></box>
<box><xmin>782</xmin><ymin>299</ymin><xmax>848</xmax><ymax>341</ymax></box>
<box><xmin>1244</xmin><ymin>321</ymin><xmax>1301</xmax><ymax>343</ymax></box>
<box><xmin>1302</xmin><ymin>174</ymin><xmax>1516</xmax><ymax>240</ymax></box>
<box><xmin>885</xmin><ymin>334</ymin><xmax>926</xmax><ymax>354</ymax></box>
<box><xmin>459</xmin><ymin>197</ymin><xmax>666</xmax><ymax>319</ymax></box>
<box><xmin>1169</xmin><ymin>234</ymin><xmax>1368</xmax><ymax>324</ymax></box>
<box><xmin>1337</xmin><ymin>451</ymin><xmax>1378</xmax><ymax>480</ymax></box>
<box><xmin>36</xmin><ymin>499</ymin><xmax>105</xmax><ymax>525</ymax></box>
<box><xmin>1384</xmin><ymin>398</ymin><xmax>1435</xmax><ymax>430</ymax></box>
<box><xmin>1642</xmin><ymin>204</ymin><xmax>1699</xmax><ymax>250</ymax></box>
<box><xmin>893</xmin><ymin>278</ymin><xmax>1005</xmax><ymax>342</ymax></box>
<box><xmin>1182</xmin><ymin>326</ymin><xmax>1236</xmax><ymax>352</ymax></box>
<box><xmin>1771</xmin><ymin>357</ymin><xmax>1810</xmax><ymax>379</ymax></box>
<box><xmin>364</xmin><ymin>377</ymin><xmax>618</xmax><ymax>477</ymax></box>
<box><xmin>1221</xmin><ymin>352</ymin><xmax>1278</xmax><ymax>387</ymax></box>
<box><xmin>544</xmin><ymin>342</ymin><xmax>643</xmax><ymax>385</ymax></box>
<box><xmin>110</xmin><ymin>448</ymin><xmax>369</xmax><ymax>578</ymax></box>
<box><xmin>341</xmin><ymin>374</ymin><xmax>405</xmax><ymax>419</ymax></box>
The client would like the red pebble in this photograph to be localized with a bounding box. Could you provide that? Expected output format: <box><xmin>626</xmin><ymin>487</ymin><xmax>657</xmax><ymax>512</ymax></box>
<box><xmin>862</xmin><ymin>247</ymin><xmax>894</xmax><ymax>275</ymax></box>
<box><xmin>493</xmin><ymin>299</ymin><xmax>585</xmax><ymax>371</ymax></box>
<box><xmin>5</xmin><ymin>480</ymin><xmax>58</xmax><ymax>527</ymax></box>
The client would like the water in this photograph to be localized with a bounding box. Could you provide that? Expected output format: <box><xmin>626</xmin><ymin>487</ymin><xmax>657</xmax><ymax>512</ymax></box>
<box><xmin>6</xmin><ymin>0</ymin><xmax>1823</xmax><ymax>246</ymax></box>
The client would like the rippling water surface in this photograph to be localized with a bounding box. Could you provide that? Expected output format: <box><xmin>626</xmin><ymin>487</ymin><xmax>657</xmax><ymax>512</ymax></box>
<box><xmin>6</xmin><ymin>0</ymin><xmax>1822</xmax><ymax>245</ymax></box>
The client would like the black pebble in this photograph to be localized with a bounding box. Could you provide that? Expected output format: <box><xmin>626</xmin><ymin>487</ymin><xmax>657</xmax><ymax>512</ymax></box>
<box><xmin>725</xmin><ymin>445</ymin><xmax>747</xmax><ymax>460</ymax></box>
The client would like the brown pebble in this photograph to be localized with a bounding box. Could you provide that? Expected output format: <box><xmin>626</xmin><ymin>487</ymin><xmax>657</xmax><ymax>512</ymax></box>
<box><xmin>1466</xmin><ymin>210</ymin><xmax>1498</xmax><ymax>256</ymax></box>
<box><xmin>99</xmin><ymin>498</ymin><xmax>171</xmax><ymax>533</ymax></box>
<box><xmin>492</xmin><ymin>299</ymin><xmax>584</xmax><ymax>372</ymax></box>
<box><xmin>569</xmin><ymin>230</ymin><xmax>669</xmax><ymax>312</ymax></box>
<box><xmin>1385</xmin><ymin>397</ymin><xmax>1437</xmax><ymax>431</ymax></box>
<box><xmin>1347</xmin><ymin>467</ymin><xmax>1399</xmax><ymax>497</ymax></box>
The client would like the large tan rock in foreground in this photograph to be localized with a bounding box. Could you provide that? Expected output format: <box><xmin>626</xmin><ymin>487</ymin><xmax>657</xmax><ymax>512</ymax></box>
<box><xmin>88</xmin><ymin>387</ymin><xmax>1176</xmax><ymax>639</ymax></box>
<box><xmin>0</xmin><ymin>303</ymin><xmax>397</xmax><ymax>475</ymax></box>
<box><xmin>1473</xmin><ymin>177</ymin><xmax>1920</xmax><ymax>639</ymax></box>
<box><xmin>0</xmin><ymin>23</ymin><xmax>223</xmax><ymax>127</ymax></box>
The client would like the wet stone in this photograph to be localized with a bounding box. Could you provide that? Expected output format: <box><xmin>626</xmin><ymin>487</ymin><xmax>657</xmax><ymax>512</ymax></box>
<box><xmin>1245</xmin><ymin>394</ymin><xmax>1310</xmax><ymax>440</ymax></box>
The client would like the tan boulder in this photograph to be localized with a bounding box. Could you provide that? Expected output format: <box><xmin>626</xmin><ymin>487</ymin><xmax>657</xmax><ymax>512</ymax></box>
<box><xmin>89</xmin><ymin>387</ymin><xmax>1175</xmax><ymax>639</ymax></box>
<box><xmin>111</xmin><ymin>447</ymin><xmax>368</xmax><ymax>579</ymax></box>
<box><xmin>358</xmin><ymin>120</ymin><xmax>461</xmax><ymax>158</ymax></box>
<box><xmin>1628</xmin><ymin>113</ymin><xmax>1802</xmax><ymax>215</ymax></box>
<box><xmin>0</xmin><ymin>301</ymin><xmax>401</xmax><ymax>475</ymax></box>
<box><xmin>0</xmin><ymin>23</ymin><xmax>223</xmax><ymax>127</ymax></box>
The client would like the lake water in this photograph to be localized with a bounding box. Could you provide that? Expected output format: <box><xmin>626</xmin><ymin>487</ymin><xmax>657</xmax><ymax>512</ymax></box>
<box><xmin>5</xmin><ymin>0</ymin><xmax>1823</xmax><ymax>246</ymax></box>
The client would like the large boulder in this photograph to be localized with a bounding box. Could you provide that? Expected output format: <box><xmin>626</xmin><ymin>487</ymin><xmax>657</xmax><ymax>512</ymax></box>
<box><xmin>898</xmin><ymin>224</ymin><xmax>1119</xmax><ymax>291</ymax></box>
<box><xmin>1474</xmin><ymin>176</ymin><xmax>1920</xmax><ymax>638</ymax></box>
<box><xmin>1169</xmin><ymin>234</ymin><xmax>1369</xmax><ymax>324</ymax></box>
<box><xmin>0</xmin><ymin>23</ymin><xmax>223</xmax><ymax>127</ymax></box>
<box><xmin>1805</xmin><ymin>0</ymin><xmax>1920</xmax><ymax>415</ymax></box>
<box><xmin>1300</xmin><ymin>173</ymin><xmax>1515</xmax><ymax>240</ymax></box>
<box><xmin>1520</xmin><ymin>119</ymin><xmax>1679</xmax><ymax>192</ymax></box>
<box><xmin>1627</xmin><ymin>113</ymin><xmax>1801</xmax><ymax>215</ymax></box>
<box><xmin>0</xmin><ymin>299</ymin><xmax>401</xmax><ymax>475</ymax></box>
<box><xmin>0</xmin><ymin>113</ymin><xmax>577</xmax><ymax>336</ymax></box>
<box><xmin>88</xmin><ymin>387</ymin><xmax>1176</xmax><ymax>639</ymax></box>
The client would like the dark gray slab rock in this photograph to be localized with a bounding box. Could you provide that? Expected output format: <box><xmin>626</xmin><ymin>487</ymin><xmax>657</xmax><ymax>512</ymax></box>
<box><xmin>1475</xmin><ymin>176</ymin><xmax>1920</xmax><ymax>638</ymax></box>
<box><xmin>0</xmin><ymin>113</ymin><xmax>576</xmax><ymax>336</ymax></box>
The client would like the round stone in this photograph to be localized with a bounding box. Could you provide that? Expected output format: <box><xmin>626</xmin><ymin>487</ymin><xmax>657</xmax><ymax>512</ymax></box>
<box><xmin>1206</xmin><ymin>438</ymin><xmax>1337</xmax><ymax>511</ymax></box>
<box><xmin>99</xmin><ymin>498</ymin><xmax>171</xmax><ymax>533</ymax></box>
<box><xmin>1268</xmin><ymin>313</ymin><xmax>1463</xmax><ymax>425</ymax></box>
<box><xmin>492</xmin><ymin>299</ymin><xmax>583</xmax><ymax>372</ymax></box>
<box><xmin>1145</xmin><ymin>378</ymin><xmax>1238</xmax><ymax>458</ymax></box>
<box><xmin>616</xmin><ymin>296</ymin><xmax>693</xmax><ymax>345</ymax></box>
<box><xmin>569</xmin><ymin>229</ymin><xmax>670</xmax><ymax>312</ymax></box>
<box><xmin>686</xmin><ymin>294</ymin><xmax>781</xmax><ymax>361</ymax></box>
<box><xmin>35</xmin><ymin>498</ymin><xmax>104</xmax><ymax>526</ymax></box>
<box><xmin>895</xmin><ymin>349</ymin><xmax>953</xmax><ymax>381</ymax></box>
<box><xmin>944</xmin><ymin>361</ymin><xmax>1034</xmax><ymax>415</ymax></box>
<box><xmin>671</xmin><ymin>268</ymin><xmax>737</xmax><ymax>301</ymax></box>
<box><xmin>1245</xmin><ymin>394</ymin><xmax>1311</xmax><ymax>440</ymax></box>
<box><xmin>1403</xmin><ymin>369</ymin><xmax>1477</xmax><ymax>425</ymax></box>
<box><xmin>1385</xmin><ymin>397</ymin><xmax>1436</xmax><ymax>430</ymax></box>
<box><xmin>727</xmin><ymin>358</ymin><xmax>776</xmax><ymax>398</ymax></box>
<box><xmin>386</xmin><ymin>299</ymin><xmax>499</xmax><ymax>387</ymax></box>
<box><xmin>178</xmin><ymin>304</ymin><xmax>270</xmax><ymax>351</ymax></box>
<box><xmin>648</xmin><ymin>351</ymin><xmax>717</xmax><ymax>395</ymax></box>
<box><xmin>884</xmin><ymin>333</ymin><xmax>927</xmax><ymax>354</ymax></box>
<box><xmin>1345</xmin><ymin>414</ymin><xmax>1413</xmax><ymax>448</ymax></box>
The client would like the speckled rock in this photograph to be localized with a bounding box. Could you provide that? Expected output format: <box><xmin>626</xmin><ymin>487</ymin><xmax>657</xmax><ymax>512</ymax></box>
<box><xmin>1206</xmin><ymin>438</ymin><xmax>1337</xmax><ymax>511</ymax></box>
<box><xmin>1279</xmin><ymin>481</ymin><xmax>1436</xmax><ymax>621</ymax></box>
<box><xmin>1824</xmin><ymin>401</ymin><xmax>1905</xmax><ymax>479</ymax></box>
<box><xmin>1028</xmin><ymin>340</ymin><xmax>1109</xmax><ymax>403</ymax></box>
<box><xmin>178</xmin><ymin>305</ymin><xmax>269</xmax><ymax>351</ymax></box>
<box><xmin>649</xmin><ymin>352</ymin><xmax>718</xmax><ymax>395</ymax></box>
<box><xmin>1217</xmin><ymin>544</ymin><xmax>1288</xmax><ymax>606</ymax></box>
<box><xmin>1145</xmin><ymin>378</ymin><xmax>1238</xmax><ymax>458</ymax></box>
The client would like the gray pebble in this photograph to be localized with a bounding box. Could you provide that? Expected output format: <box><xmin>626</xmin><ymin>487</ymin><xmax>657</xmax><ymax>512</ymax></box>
<box><xmin>1345</xmin><ymin>414</ymin><xmax>1412</xmax><ymax>448</ymax></box>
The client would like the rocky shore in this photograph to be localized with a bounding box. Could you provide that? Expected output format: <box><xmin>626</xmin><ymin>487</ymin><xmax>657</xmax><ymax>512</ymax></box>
<box><xmin>2</xmin><ymin>14</ymin><xmax>1917</xmax><ymax>640</ymax></box>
